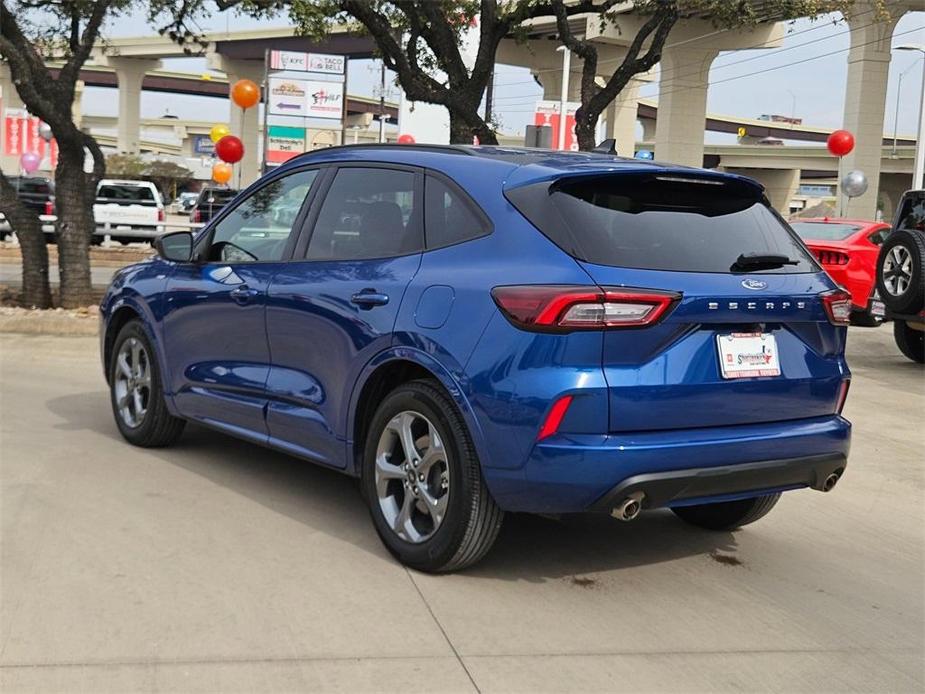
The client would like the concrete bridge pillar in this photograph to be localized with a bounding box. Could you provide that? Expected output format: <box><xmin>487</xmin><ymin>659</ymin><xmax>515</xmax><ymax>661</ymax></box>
<box><xmin>604</xmin><ymin>77</ymin><xmax>644</xmax><ymax>156</ymax></box>
<box><xmin>101</xmin><ymin>57</ymin><xmax>162</xmax><ymax>154</ymax></box>
<box><xmin>654</xmin><ymin>46</ymin><xmax>719</xmax><ymax>167</ymax></box>
<box><xmin>208</xmin><ymin>54</ymin><xmax>264</xmax><ymax>187</ymax></box>
<box><xmin>840</xmin><ymin>5</ymin><xmax>906</xmax><ymax>220</ymax></box>
<box><xmin>725</xmin><ymin>167</ymin><xmax>801</xmax><ymax>214</ymax></box>
<box><xmin>639</xmin><ymin>117</ymin><xmax>656</xmax><ymax>144</ymax></box>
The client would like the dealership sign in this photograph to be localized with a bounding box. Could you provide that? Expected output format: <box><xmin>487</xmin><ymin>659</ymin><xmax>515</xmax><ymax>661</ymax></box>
<box><xmin>534</xmin><ymin>101</ymin><xmax>579</xmax><ymax>151</ymax></box>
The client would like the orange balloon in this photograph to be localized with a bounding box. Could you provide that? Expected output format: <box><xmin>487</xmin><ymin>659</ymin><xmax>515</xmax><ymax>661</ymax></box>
<box><xmin>212</xmin><ymin>162</ymin><xmax>232</xmax><ymax>184</ymax></box>
<box><xmin>231</xmin><ymin>79</ymin><xmax>260</xmax><ymax>109</ymax></box>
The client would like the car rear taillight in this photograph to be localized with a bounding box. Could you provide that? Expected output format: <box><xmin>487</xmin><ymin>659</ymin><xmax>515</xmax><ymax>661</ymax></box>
<box><xmin>44</xmin><ymin>200</ymin><xmax>54</xmax><ymax>216</ymax></box>
<box><xmin>814</xmin><ymin>250</ymin><xmax>849</xmax><ymax>266</ymax></box>
<box><xmin>821</xmin><ymin>289</ymin><xmax>852</xmax><ymax>326</ymax></box>
<box><xmin>835</xmin><ymin>379</ymin><xmax>851</xmax><ymax>414</ymax></box>
<box><xmin>157</xmin><ymin>208</ymin><xmax>165</xmax><ymax>222</ymax></box>
<box><xmin>491</xmin><ymin>286</ymin><xmax>679</xmax><ymax>332</ymax></box>
<box><xmin>191</xmin><ymin>209</ymin><xmax>200</xmax><ymax>223</ymax></box>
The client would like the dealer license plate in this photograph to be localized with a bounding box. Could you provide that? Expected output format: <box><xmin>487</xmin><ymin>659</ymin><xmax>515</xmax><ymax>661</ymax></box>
<box><xmin>716</xmin><ymin>332</ymin><xmax>781</xmax><ymax>379</ymax></box>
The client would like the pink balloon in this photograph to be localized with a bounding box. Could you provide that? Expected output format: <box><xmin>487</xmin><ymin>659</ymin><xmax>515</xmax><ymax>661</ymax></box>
<box><xmin>20</xmin><ymin>152</ymin><xmax>41</xmax><ymax>174</ymax></box>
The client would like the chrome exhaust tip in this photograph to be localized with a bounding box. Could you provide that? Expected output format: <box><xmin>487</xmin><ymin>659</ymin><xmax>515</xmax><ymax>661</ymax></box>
<box><xmin>821</xmin><ymin>472</ymin><xmax>840</xmax><ymax>492</ymax></box>
<box><xmin>612</xmin><ymin>492</ymin><xmax>644</xmax><ymax>521</ymax></box>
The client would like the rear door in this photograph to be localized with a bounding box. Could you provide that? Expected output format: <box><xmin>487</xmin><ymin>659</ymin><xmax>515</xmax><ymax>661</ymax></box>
<box><xmin>264</xmin><ymin>164</ymin><xmax>423</xmax><ymax>468</ymax></box>
<box><xmin>507</xmin><ymin>171</ymin><xmax>848</xmax><ymax>432</ymax></box>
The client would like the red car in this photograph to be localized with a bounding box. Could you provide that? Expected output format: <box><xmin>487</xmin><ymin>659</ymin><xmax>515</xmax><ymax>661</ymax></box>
<box><xmin>790</xmin><ymin>218</ymin><xmax>891</xmax><ymax>325</ymax></box>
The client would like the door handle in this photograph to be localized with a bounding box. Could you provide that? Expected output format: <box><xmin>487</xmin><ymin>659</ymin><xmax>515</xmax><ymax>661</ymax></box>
<box><xmin>229</xmin><ymin>285</ymin><xmax>259</xmax><ymax>305</ymax></box>
<box><xmin>350</xmin><ymin>290</ymin><xmax>390</xmax><ymax>309</ymax></box>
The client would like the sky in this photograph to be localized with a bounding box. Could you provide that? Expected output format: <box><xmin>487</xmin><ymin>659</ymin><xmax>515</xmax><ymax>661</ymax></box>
<box><xmin>85</xmin><ymin>7</ymin><xmax>925</xmax><ymax>144</ymax></box>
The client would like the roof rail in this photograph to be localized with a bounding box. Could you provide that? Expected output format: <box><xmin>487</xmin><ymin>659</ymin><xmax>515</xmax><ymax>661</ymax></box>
<box><xmin>294</xmin><ymin>143</ymin><xmax>475</xmax><ymax>160</ymax></box>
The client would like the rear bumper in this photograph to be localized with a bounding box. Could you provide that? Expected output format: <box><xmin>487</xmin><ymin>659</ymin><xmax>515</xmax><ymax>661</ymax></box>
<box><xmin>482</xmin><ymin>415</ymin><xmax>851</xmax><ymax>514</ymax></box>
<box><xmin>588</xmin><ymin>453</ymin><xmax>846</xmax><ymax>513</ymax></box>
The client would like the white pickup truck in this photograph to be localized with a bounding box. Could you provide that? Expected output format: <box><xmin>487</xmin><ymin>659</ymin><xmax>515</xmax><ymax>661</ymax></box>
<box><xmin>93</xmin><ymin>179</ymin><xmax>165</xmax><ymax>243</ymax></box>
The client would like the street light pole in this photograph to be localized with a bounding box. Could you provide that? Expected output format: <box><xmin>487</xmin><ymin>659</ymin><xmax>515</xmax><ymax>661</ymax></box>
<box><xmin>557</xmin><ymin>46</ymin><xmax>571</xmax><ymax>151</ymax></box>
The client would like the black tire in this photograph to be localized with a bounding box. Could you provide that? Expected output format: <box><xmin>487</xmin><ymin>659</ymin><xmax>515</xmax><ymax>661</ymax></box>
<box><xmin>672</xmin><ymin>493</ymin><xmax>781</xmax><ymax>531</ymax></box>
<box><xmin>109</xmin><ymin>319</ymin><xmax>185</xmax><ymax>447</ymax></box>
<box><xmin>893</xmin><ymin>320</ymin><xmax>925</xmax><ymax>364</ymax></box>
<box><xmin>362</xmin><ymin>379</ymin><xmax>503</xmax><ymax>573</ymax></box>
<box><xmin>876</xmin><ymin>229</ymin><xmax>925</xmax><ymax>314</ymax></box>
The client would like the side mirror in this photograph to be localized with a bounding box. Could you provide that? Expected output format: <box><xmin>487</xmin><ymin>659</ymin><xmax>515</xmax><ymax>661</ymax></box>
<box><xmin>155</xmin><ymin>231</ymin><xmax>194</xmax><ymax>262</ymax></box>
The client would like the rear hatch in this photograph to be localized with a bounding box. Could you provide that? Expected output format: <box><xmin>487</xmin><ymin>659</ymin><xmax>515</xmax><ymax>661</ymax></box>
<box><xmin>506</xmin><ymin>169</ymin><xmax>848</xmax><ymax>432</ymax></box>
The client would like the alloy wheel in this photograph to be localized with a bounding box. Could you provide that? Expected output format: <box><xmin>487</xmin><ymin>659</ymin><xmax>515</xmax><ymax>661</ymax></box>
<box><xmin>374</xmin><ymin>410</ymin><xmax>450</xmax><ymax>543</ymax></box>
<box><xmin>113</xmin><ymin>337</ymin><xmax>151</xmax><ymax>428</ymax></box>
<box><xmin>882</xmin><ymin>245</ymin><xmax>913</xmax><ymax>297</ymax></box>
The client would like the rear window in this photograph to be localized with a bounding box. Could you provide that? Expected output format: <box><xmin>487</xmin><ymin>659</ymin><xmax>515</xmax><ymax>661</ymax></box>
<box><xmin>198</xmin><ymin>189</ymin><xmax>237</xmax><ymax>205</ymax></box>
<box><xmin>11</xmin><ymin>178</ymin><xmax>51</xmax><ymax>196</ymax></box>
<box><xmin>506</xmin><ymin>173</ymin><xmax>817</xmax><ymax>274</ymax></box>
<box><xmin>98</xmin><ymin>185</ymin><xmax>156</xmax><ymax>203</ymax></box>
<box><xmin>790</xmin><ymin>222</ymin><xmax>860</xmax><ymax>241</ymax></box>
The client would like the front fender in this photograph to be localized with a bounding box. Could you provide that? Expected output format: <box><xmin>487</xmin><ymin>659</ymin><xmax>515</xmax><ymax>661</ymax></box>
<box><xmin>343</xmin><ymin>344</ymin><xmax>489</xmax><ymax>478</ymax></box>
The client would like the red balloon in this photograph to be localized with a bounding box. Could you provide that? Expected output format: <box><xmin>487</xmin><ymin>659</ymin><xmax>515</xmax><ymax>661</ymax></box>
<box><xmin>397</xmin><ymin>134</ymin><xmax>416</xmax><ymax>144</ymax></box>
<box><xmin>215</xmin><ymin>135</ymin><xmax>244</xmax><ymax>164</ymax></box>
<box><xmin>827</xmin><ymin>129</ymin><xmax>855</xmax><ymax>157</ymax></box>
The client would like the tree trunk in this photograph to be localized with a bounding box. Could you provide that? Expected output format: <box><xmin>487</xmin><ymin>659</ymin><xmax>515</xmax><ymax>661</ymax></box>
<box><xmin>574</xmin><ymin>107</ymin><xmax>598</xmax><ymax>152</ymax></box>
<box><xmin>53</xmin><ymin>143</ymin><xmax>95</xmax><ymax>308</ymax></box>
<box><xmin>449</xmin><ymin>111</ymin><xmax>499</xmax><ymax>146</ymax></box>
<box><xmin>0</xmin><ymin>179</ymin><xmax>52</xmax><ymax>308</ymax></box>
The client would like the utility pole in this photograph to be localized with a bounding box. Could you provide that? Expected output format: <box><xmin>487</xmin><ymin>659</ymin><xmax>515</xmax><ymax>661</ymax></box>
<box><xmin>485</xmin><ymin>67</ymin><xmax>494</xmax><ymax>124</ymax></box>
<box><xmin>378</xmin><ymin>60</ymin><xmax>386</xmax><ymax>143</ymax></box>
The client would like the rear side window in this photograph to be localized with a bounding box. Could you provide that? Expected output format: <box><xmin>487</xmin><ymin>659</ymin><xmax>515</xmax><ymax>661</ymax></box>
<box><xmin>306</xmin><ymin>167</ymin><xmax>420</xmax><ymax>261</ymax></box>
<box><xmin>424</xmin><ymin>175</ymin><xmax>489</xmax><ymax>249</ymax></box>
<box><xmin>506</xmin><ymin>174</ymin><xmax>817</xmax><ymax>274</ymax></box>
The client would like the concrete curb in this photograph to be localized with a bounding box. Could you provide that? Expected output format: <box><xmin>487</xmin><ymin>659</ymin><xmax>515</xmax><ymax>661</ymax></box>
<box><xmin>0</xmin><ymin>312</ymin><xmax>99</xmax><ymax>336</ymax></box>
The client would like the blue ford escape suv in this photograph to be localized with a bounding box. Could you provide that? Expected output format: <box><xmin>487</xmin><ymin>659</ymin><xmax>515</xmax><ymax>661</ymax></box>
<box><xmin>100</xmin><ymin>145</ymin><xmax>852</xmax><ymax>572</ymax></box>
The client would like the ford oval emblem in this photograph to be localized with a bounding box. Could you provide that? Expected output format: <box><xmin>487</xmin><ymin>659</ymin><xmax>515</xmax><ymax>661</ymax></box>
<box><xmin>741</xmin><ymin>279</ymin><xmax>768</xmax><ymax>291</ymax></box>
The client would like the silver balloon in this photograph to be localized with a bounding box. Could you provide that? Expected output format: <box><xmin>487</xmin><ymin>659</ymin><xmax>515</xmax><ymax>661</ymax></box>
<box><xmin>38</xmin><ymin>122</ymin><xmax>53</xmax><ymax>142</ymax></box>
<box><xmin>842</xmin><ymin>170</ymin><xmax>868</xmax><ymax>198</ymax></box>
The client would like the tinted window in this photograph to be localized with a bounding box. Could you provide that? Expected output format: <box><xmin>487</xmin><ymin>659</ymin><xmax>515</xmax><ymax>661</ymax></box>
<box><xmin>11</xmin><ymin>178</ymin><xmax>51</xmax><ymax>196</ymax></box>
<box><xmin>790</xmin><ymin>222</ymin><xmax>860</xmax><ymax>242</ymax></box>
<box><xmin>868</xmin><ymin>227</ymin><xmax>891</xmax><ymax>245</ymax></box>
<box><xmin>208</xmin><ymin>169</ymin><xmax>317</xmax><ymax>262</ymax></box>
<box><xmin>98</xmin><ymin>185</ymin><xmax>156</xmax><ymax>203</ymax></box>
<box><xmin>306</xmin><ymin>168</ymin><xmax>420</xmax><ymax>260</ymax></box>
<box><xmin>198</xmin><ymin>188</ymin><xmax>238</xmax><ymax>205</ymax></box>
<box><xmin>894</xmin><ymin>194</ymin><xmax>925</xmax><ymax>232</ymax></box>
<box><xmin>424</xmin><ymin>176</ymin><xmax>489</xmax><ymax>249</ymax></box>
<box><xmin>507</xmin><ymin>174</ymin><xmax>816</xmax><ymax>274</ymax></box>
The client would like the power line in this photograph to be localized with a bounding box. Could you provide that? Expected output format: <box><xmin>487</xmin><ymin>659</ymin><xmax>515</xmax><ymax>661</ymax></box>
<box><xmin>492</xmin><ymin>24</ymin><xmax>922</xmax><ymax>116</ymax></box>
<box><xmin>491</xmin><ymin>7</ymin><xmax>882</xmax><ymax>90</ymax></box>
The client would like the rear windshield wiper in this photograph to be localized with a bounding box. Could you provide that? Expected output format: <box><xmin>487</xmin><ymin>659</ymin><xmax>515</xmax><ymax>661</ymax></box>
<box><xmin>731</xmin><ymin>253</ymin><xmax>799</xmax><ymax>272</ymax></box>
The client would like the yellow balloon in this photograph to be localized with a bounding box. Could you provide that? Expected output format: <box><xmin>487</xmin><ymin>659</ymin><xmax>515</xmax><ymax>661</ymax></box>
<box><xmin>209</xmin><ymin>124</ymin><xmax>230</xmax><ymax>144</ymax></box>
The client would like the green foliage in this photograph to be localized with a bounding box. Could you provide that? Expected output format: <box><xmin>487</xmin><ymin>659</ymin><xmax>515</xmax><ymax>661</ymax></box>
<box><xmin>105</xmin><ymin>154</ymin><xmax>192</xmax><ymax>197</ymax></box>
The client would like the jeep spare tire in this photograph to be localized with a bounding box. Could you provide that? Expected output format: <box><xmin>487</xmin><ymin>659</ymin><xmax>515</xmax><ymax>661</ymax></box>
<box><xmin>877</xmin><ymin>229</ymin><xmax>925</xmax><ymax>314</ymax></box>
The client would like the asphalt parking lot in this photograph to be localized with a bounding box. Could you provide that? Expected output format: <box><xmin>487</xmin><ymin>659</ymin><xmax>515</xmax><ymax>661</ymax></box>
<box><xmin>1</xmin><ymin>326</ymin><xmax>922</xmax><ymax>693</ymax></box>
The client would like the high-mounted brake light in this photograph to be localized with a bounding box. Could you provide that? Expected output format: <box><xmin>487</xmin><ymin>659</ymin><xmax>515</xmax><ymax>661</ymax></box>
<box><xmin>491</xmin><ymin>285</ymin><xmax>680</xmax><ymax>332</ymax></box>
<box><xmin>821</xmin><ymin>289</ymin><xmax>852</xmax><ymax>326</ymax></box>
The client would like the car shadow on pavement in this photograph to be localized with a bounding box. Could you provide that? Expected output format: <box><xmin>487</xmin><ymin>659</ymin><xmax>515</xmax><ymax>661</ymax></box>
<box><xmin>47</xmin><ymin>390</ymin><xmax>740</xmax><ymax>581</ymax></box>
